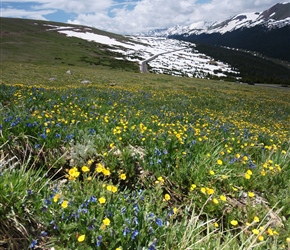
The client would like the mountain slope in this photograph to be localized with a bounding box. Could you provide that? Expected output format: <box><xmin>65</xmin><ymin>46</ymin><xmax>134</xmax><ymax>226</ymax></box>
<box><xmin>0</xmin><ymin>17</ymin><xmax>139</xmax><ymax>72</ymax></box>
<box><xmin>144</xmin><ymin>3</ymin><xmax>290</xmax><ymax>62</ymax></box>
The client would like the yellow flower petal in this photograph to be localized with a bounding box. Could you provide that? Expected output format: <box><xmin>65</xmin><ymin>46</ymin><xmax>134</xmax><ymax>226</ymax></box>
<box><xmin>78</xmin><ymin>234</ymin><xmax>85</xmax><ymax>242</ymax></box>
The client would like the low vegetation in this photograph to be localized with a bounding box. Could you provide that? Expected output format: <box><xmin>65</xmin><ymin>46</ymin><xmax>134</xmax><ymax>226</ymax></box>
<box><xmin>1</xmin><ymin>17</ymin><xmax>290</xmax><ymax>250</ymax></box>
<box><xmin>1</xmin><ymin>62</ymin><xmax>290</xmax><ymax>249</ymax></box>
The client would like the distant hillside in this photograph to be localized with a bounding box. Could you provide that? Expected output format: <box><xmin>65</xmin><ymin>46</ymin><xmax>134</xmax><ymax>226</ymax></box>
<box><xmin>194</xmin><ymin>43</ymin><xmax>290</xmax><ymax>85</ymax></box>
<box><xmin>0</xmin><ymin>17</ymin><xmax>139</xmax><ymax>72</ymax></box>
<box><xmin>170</xmin><ymin>25</ymin><xmax>290</xmax><ymax>62</ymax></box>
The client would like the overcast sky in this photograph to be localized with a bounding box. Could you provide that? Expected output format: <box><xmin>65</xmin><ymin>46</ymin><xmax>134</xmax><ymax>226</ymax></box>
<box><xmin>1</xmin><ymin>0</ymin><xmax>288</xmax><ymax>34</ymax></box>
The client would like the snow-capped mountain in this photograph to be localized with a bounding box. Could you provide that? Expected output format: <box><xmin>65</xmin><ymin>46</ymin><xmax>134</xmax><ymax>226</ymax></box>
<box><xmin>141</xmin><ymin>2</ymin><xmax>290</xmax><ymax>37</ymax></box>
<box><xmin>148</xmin><ymin>2</ymin><xmax>290</xmax><ymax>62</ymax></box>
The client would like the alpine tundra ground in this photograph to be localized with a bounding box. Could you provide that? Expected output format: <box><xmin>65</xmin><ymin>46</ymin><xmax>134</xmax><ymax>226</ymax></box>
<box><xmin>1</xmin><ymin>62</ymin><xmax>290</xmax><ymax>249</ymax></box>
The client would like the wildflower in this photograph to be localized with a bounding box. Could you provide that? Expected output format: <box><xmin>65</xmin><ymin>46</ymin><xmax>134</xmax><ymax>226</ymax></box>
<box><xmin>214</xmin><ymin>222</ymin><xmax>219</xmax><ymax>227</ymax></box>
<box><xmin>120</xmin><ymin>173</ymin><xmax>126</xmax><ymax>180</ymax></box>
<box><xmin>200</xmin><ymin>187</ymin><xmax>206</xmax><ymax>194</ymax></box>
<box><xmin>96</xmin><ymin>236</ymin><xmax>102</xmax><ymax>246</ymax></box>
<box><xmin>248</xmin><ymin>192</ymin><xmax>255</xmax><ymax>198</ymax></box>
<box><xmin>103</xmin><ymin>218</ymin><xmax>110</xmax><ymax>226</ymax></box>
<box><xmin>98</xmin><ymin>197</ymin><xmax>106</xmax><ymax>204</ymax></box>
<box><xmin>286</xmin><ymin>237</ymin><xmax>290</xmax><ymax>243</ymax></box>
<box><xmin>164</xmin><ymin>194</ymin><xmax>171</xmax><ymax>201</ymax></box>
<box><xmin>29</xmin><ymin>239</ymin><xmax>38</xmax><ymax>249</ymax></box>
<box><xmin>123</xmin><ymin>227</ymin><xmax>130</xmax><ymax>236</ymax></box>
<box><xmin>78</xmin><ymin>234</ymin><xmax>85</xmax><ymax>242</ymax></box>
<box><xmin>190</xmin><ymin>184</ymin><xmax>196</xmax><ymax>191</ymax></box>
<box><xmin>87</xmin><ymin>159</ymin><xmax>94</xmax><ymax>165</ymax></box>
<box><xmin>96</xmin><ymin>163</ymin><xmax>104</xmax><ymax>172</ymax></box>
<box><xmin>131</xmin><ymin>229</ymin><xmax>139</xmax><ymax>240</ymax></box>
<box><xmin>213</xmin><ymin>198</ymin><xmax>219</xmax><ymax>204</ymax></box>
<box><xmin>116</xmin><ymin>248</ymin><xmax>122</xmax><ymax>250</ymax></box>
<box><xmin>258</xmin><ymin>235</ymin><xmax>264</xmax><ymax>241</ymax></box>
<box><xmin>155</xmin><ymin>218</ymin><xmax>163</xmax><ymax>226</ymax></box>
<box><xmin>209</xmin><ymin>170</ymin><xmax>215</xmax><ymax>175</ymax></box>
<box><xmin>111</xmin><ymin>186</ymin><xmax>118</xmax><ymax>193</ymax></box>
<box><xmin>157</xmin><ymin>176</ymin><xmax>164</xmax><ymax>184</ymax></box>
<box><xmin>267</xmin><ymin>228</ymin><xmax>274</xmax><ymax>236</ymax></box>
<box><xmin>61</xmin><ymin>200</ymin><xmax>68</xmax><ymax>208</ymax></box>
<box><xmin>68</xmin><ymin>167</ymin><xmax>80</xmax><ymax>180</ymax></box>
<box><xmin>206</xmin><ymin>188</ymin><xmax>214</xmax><ymax>195</ymax></box>
<box><xmin>253</xmin><ymin>216</ymin><xmax>260</xmax><ymax>223</ymax></box>
<box><xmin>82</xmin><ymin>165</ymin><xmax>90</xmax><ymax>172</ymax></box>
<box><xmin>230</xmin><ymin>220</ymin><xmax>238</xmax><ymax>226</ymax></box>
<box><xmin>102</xmin><ymin>168</ymin><xmax>111</xmax><ymax>176</ymax></box>
<box><xmin>220</xmin><ymin>195</ymin><xmax>227</xmax><ymax>201</ymax></box>
<box><xmin>53</xmin><ymin>193</ymin><xmax>60</xmax><ymax>202</ymax></box>
<box><xmin>173</xmin><ymin>207</ymin><xmax>178</xmax><ymax>214</ymax></box>
<box><xmin>252</xmin><ymin>229</ymin><xmax>260</xmax><ymax>235</ymax></box>
<box><xmin>217</xmin><ymin>159</ymin><xmax>223</xmax><ymax>165</ymax></box>
<box><xmin>247</xmin><ymin>169</ymin><xmax>253</xmax><ymax>175</ymax></box>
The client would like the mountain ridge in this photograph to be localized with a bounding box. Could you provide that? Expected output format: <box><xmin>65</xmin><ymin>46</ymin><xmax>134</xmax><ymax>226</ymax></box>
<box><xmin>139</xmin><ymin>2</ymin><xmax>290</xmax><ymax>37</ymax></box>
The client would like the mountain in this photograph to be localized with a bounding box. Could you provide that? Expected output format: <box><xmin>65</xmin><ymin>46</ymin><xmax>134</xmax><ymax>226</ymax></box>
<box><xmin>141</xmin><ymin>3</ymin><xmax>290</xmax><ymax>62</ymax></box>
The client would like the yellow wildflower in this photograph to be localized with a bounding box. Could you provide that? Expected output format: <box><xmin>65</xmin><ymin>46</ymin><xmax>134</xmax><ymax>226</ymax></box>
<box><xmin>213</xmin><ymin>198</ymin><xmax>219</xmax><ymax>204</ymax></box>
<box><xmin>190</xmin><ymin>184</ymin><xmax>197</xmax><ymax>191</ymax></box>
<box><xmin>164</xmin><ymin>194</ymin><xmax>171</xmax><ymax>201</ymax></box>
<box><xmin>253</xmin><ymin>216</ymin><xmax>259</xmax><ymax>223</ymax></box>
<box><xmin>230</xmin><ymin>220</ymin><xmax>238</xmax><ymax>226</ymax></box>
<box><xmin>98</xmin><ymin>197</ymin><xmax>106</xmax><ymax>204</ymax></box>
<box><xmin>220</xmin><ymin>195</ymin><xmax>227</xmax><ymax>201</ymax></box>
<box><xmin>78</xmin><ymin>234</ymin><xmax>85</xmax><ymax>242</ymax></box>
<box><xmin>61</xmin><ymin>200</ymin><xmax>68</xmax><ymax>208</ymax></box>
<box><xmin>103</xmin><ymin>218</ymin><xmax>110</xmax><ymax>226</ymax></box>
<box><xmin>53</xmin><ymin>193</ymin><xmax>60</xmax><ymax>202</ymax></box>
<box><xmin>120</xmin><ymin>173</ymin><xmax>126</xmax><ymax>180</ymax></box>
<box><xmin>248</xmin><ymin>192</ymin><xmax>255</xmax><ymax>198</ymax></box>
<box><xmin>81</xmin><ymin>165</ymin><xmax>90</xmax><ymax>172</ymax></box>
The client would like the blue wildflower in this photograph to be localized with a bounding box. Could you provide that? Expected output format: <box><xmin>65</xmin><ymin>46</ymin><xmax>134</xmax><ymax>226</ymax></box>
<box><xmin>96</xmin><ymin>235</ymin><xmax>102</xmax><ymax>246</ymax></box>
<box><xmin>27</xmin><ymin>190</ymin><xmax>33</xmax><ymax>196</ymax></box>
<box><xmin>90</xmin><ymin>196</ymin><xmax>97</xmax><ymax>202</ymax></box>
<box><xmin>131</xmin><ymin>229</ymin><xmax>139</xmax><ymax>240</ymax></box>
<box><xmin>155</xmin><ymin>218</ymin><xmax>163</xmax><ymax>226</ymax></box>
<box><xmin>123</xmin><ymin>227</ymin><xmax>130</xmax><ymax>236</ymax></box>
<box><xmin>29</xmin><ymin>239</ymin><xmax>37</xmax><ymax>249</ymax></box>
<box><xmin>148</xmin><ymin>238</ymin><xmax>157</xmax><ymax>250</ymax></box>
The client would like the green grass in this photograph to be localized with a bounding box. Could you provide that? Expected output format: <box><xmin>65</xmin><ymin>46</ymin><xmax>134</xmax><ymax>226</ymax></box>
<box><xmin>0</xmin><ymin>17</ymin><xmax>138</xmax><ymax>72</ymax></box>
<box><xmin>1</xmin><ymin>17</ymin><xmax>290</xmax><ymax>250</ymax></box>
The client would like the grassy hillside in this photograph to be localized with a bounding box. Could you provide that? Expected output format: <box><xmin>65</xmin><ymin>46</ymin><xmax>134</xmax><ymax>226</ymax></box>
<box><xmin>1</xmin><ymin>18</ymin><xmax>290</xmax><ymax>250</ymax></box>
<box><xmin>0</xmin><ymin>17</ymin><xmax>139</xmax><ymax>72</ymax></box>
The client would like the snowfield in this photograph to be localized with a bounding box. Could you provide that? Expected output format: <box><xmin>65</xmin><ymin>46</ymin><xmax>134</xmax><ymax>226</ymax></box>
<box><xmin>56</xmin><ymin>26</ymin><xmax>239</xmax><ymax>79</ymax></box>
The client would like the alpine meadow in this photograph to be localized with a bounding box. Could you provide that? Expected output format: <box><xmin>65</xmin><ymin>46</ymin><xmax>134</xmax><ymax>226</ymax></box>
<box><xmin>0</xmin><ymin>17</ymin><xmax>290</xmax><ymax>250</ymax></box>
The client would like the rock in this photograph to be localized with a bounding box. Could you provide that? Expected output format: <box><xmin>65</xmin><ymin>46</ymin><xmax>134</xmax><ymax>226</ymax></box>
<box><xmin>49</xmin><ymin>77</ymin><xmax>57</xmax><ymax>81</ymax></box>
<box><xmin>66</xmin><ymin>70</ymin><xmax>72</xmax><ymax>75</ymax></box>
<box><xmin>109</xmin><ymin>82</ymin><xmax>117</xmax><ymax>86</ymax></box>
<box><xmin>81</xmin><ymin>80</ymin><xmax>92</xmax><ymax>84</ymax></box>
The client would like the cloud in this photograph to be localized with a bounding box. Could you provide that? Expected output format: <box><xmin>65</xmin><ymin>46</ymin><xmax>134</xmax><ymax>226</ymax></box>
<box><xmin>1</xmin><ymin>0</ymin><xmax>287</xmax><ymax>34</ymax></box>
<box><xmin>1</xmin><ymin>7</ymin><xmax>55</xmax><ymax>20</ymax></box>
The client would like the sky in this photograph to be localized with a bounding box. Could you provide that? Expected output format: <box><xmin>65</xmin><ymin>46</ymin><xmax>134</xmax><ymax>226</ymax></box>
<box><xmin>1</xmin><ymin>0</ymin><xmax>288</xmax><ymax>34</ymax></box>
